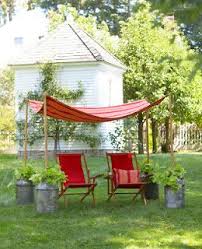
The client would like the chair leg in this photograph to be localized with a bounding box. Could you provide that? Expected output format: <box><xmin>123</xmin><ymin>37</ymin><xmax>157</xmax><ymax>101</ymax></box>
<box><xmin>91</xmin><ymin>190</ymin><xmax>95</xmax><ymax>207</ymax></box>
<box><xmin>132</xmin><ymin>192</ymin><xmax>139</xmax><ymax>201</ymax></box>
<box><xmin>80</xmin><ymin>186</ymin><xmax>94</xmax><ymax>203</ymax></box>
<box><xmin>80</xmin><ymin>191</ymin><xmax>90</xmax><ymax>202</ymax></box>
<box><xmin>141</xmin><ymin>189</ymin><xmax>147</xmax><ymax>206</ymax></box>
<box><xmin>107</xmin><ymin>187</ymin><xmax>116</xmax><ymax>201</ymax></box>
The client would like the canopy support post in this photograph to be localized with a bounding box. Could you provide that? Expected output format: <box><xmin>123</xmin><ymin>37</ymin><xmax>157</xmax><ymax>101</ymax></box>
<box><xmin>24</xmin><ymin>100</ymin><xmax>28</xmax><ymax>166</ymax></box>
<box><xmin>44</xmin><ymin>93</ymin><xmax>48</xmax><ymax>169</ymax></box>
<box><xmin>146</xmin><ymin>111</ymin><xmax>150</xmax><ymax>163</ymax></box>
<box><xmin>169</xmin><ymin>94</ymin><xmax>175</xmax><ymax>166</ymax></box>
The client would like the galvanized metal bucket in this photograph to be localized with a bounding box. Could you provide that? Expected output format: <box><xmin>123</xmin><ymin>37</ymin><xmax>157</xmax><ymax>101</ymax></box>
<box><xmin>16</xmin><ymin>180</ymin><xmax>34</xmax><ymax>205</ymax></box>
<box><xmin>35</xmin><ymin>183</ymin><xmax>59</xmax><ymax>213</ymax></box>
<box><xmin>164</xmin><ymin>178</ymin><xmax>185</xmax><ymax>208</ymax></box>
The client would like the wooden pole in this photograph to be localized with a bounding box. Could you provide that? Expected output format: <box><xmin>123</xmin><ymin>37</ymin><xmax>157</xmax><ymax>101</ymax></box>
<box><xmin>24</xmin><ymin>100</ymin><xmax>28</xmax><ymax>166</ymax></box>
<box><xmin>146</xmin><ymin>111</ymin><xmax>150</xmax><ymax>163</ymax></box>
<box><xmin>44</xmin><ymin>93</ymin><xmax>48</xmax><ymax>169</ymax></box>
<box><xmin>169</xmin><ymin>94</ymin><xmax>175</xmax><ymax>166</ymax></box>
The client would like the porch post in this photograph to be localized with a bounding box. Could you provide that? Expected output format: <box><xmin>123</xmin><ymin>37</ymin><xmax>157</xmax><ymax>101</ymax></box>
<box><xmin>145</xmin><ymin>111</ymin><xmax>150</xmax><ymax>163</ymax></box>
<box><xmin>44</xmin><ymin>93</ymin><xmax>48</xmax><ymax>168</ymax></box>
<box><xmin>24</xmin><ymin>100</ymin><xmax>28</xmax><ymax>166</ymax></box>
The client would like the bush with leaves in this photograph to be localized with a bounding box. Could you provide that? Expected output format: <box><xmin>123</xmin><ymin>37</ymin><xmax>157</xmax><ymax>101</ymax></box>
<box><xmin>109</xmin><ymin>118</ymin><xmax>138</xmax><ymax>152</ymax></box>
<box><xmin>30</xmin><ymin>167</ymin><xmax>66</xmax><ymax>186</ymax></box>
<box><xmin>118</xmin><ymin>0</ymin><xmax>202</xmax><ymax>152</ymax></box>
<box><xmin>153</xmin><ymin>164</ymin><xmax>186</xmax><ymax>191</ymax></box>
<box><xmin>0</xmin><ymin>68</ymin><xmax>15</xmax><ymax>151</ymax></box>
<box><xmin>15</xmin><ymin>165</ymin><xmax>36</xmax><ymax>181</ymax></box>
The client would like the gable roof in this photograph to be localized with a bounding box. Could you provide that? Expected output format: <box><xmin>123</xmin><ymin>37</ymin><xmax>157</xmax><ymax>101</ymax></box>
<box><xmin>11</xmin><ymin>21</ymin><xmax>125</xmax><ymax>69</ymax></box>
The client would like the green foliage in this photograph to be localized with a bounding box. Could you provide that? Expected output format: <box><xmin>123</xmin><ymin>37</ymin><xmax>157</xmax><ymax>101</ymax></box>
<box><xmin>0</xmin><ymin>68</ymin><xmax>14</xmax><ymax>106</ymax></box>
<box><xmin>118</xmin><ymin>0</ymin><xmax>202</xmax><ymax>125</ymax></box>
<box><xmin>30</xmin><ymin>166</ymin><xmax>66</xmax><ymax>185</ymax></box>
<box><xmin>15</xmin><ymin>164</ymin><xmax>36</xmax><ymax>181</ymax></box>
<box><xmin>109</xmin><ymin>118</ymin><xmax>138</xmax><ymax>152</ymax></box>
<box><xmin>153</xmin><ymin>163</ymin><xmax>186</xmax><ymax>191</ymax></box>
<box><xmin>17</xmin><ymin>62</ymin><xmax>101</xmax><ymax>150</ymax></box>
<box><xmin>139</xmin><ymin>159</ymin><xmax>160</xmax><ymax>183</ymax></box>
<box><xmin>0</xmin><ymin>68</ymin><xmax>15</xmax><ymax>151</ymax></box>
<box><xmin>0</xmin><ymin>0</ymin><xmax>15</xmax><ymax>22</ymax></box>
<box><xmin>29</xmin><ymin>0</ymin><xmax>135</xmax><ymax>34</ymax></box>
<box><xmin>140</xmin><ymin>160</ymin><xmax>155</xmax><ymax>174</ymax></box>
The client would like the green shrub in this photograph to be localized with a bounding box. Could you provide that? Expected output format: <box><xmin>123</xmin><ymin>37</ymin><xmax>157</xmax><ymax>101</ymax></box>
<box><xmin>30</xmin><ymin>166</ymin><xmax>66</xmax><ymax>186</ymax></box>
<box><xmin>153</xmin><ymin>164</ymin><xmax>186</xmax><ymax>191</ymax></box>
<box><xmin>15</xmin><ymin>165</ymin><xmax>36</xmax><ymax>181</ymax></box>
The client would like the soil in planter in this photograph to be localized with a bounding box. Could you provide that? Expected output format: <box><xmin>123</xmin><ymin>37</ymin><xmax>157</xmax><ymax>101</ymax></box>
<box><xmin>16</xmin><ymin>180</ymin><xmax>34</xmax><ymax>205</ymax></box>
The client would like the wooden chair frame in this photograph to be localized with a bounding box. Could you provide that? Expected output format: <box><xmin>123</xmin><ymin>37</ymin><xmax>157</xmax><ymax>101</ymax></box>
<box><xmin>106</xmin><ymin>152</ymin><xmax>147</xmax><ymax>205</ymax></box>
<box><xmin>57</xmin><ymin>153</ymin><xmax>102</xmax><ymax>206</ymax></box>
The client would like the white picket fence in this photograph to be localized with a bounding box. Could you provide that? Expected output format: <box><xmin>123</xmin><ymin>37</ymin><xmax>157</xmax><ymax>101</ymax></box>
<box><xmin>159</xmin><ymin>124</ymin><xmax>202</xmax><ymax>151</ymax></box>
<box><xmin>173</xmin><ymin>124</ymin><xmax>202</xmax><ymax>151</ymax></box>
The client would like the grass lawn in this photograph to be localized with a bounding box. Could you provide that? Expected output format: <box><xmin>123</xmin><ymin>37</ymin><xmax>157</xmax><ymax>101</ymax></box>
<box><xmin>0</xmin><ymin>153</ymin><xmax>202</xmax><ymax>249</ymax></box>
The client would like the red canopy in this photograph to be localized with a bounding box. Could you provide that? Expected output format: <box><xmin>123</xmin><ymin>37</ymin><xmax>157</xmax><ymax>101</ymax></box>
<box><xmin>28</xmin><ymin>95</ymin><xmax>164</xmax><ymax>123</ymax></box>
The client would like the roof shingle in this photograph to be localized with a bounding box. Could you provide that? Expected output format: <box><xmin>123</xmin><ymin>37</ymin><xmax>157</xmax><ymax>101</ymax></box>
<box><xmin>11</xmin><ymin>22</ymin><xmax>125</xmax><ymax>69</ymax></box>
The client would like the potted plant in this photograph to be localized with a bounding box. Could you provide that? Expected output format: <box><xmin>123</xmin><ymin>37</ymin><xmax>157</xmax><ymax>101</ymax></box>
<box><xmin>30</xmin><ymin>166</ymin><xmax>65</xmax><ymax>213</ymax></box>
<box><xmin>15</xmin><ymin>164</ymin><xmax>35</xmax><ymax>205</ymax></box>
<box><xmin>140</xmin><ymin>160</ymin><xmax>159</xmax><ymax>200</ymax></box>
<box><xmin>154</xmin><ymin>164</ymin><xmax>185</xmax><ymax>208</ymax></box>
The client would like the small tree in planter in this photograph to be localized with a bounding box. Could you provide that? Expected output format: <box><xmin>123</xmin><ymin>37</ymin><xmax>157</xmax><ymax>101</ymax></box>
<box><xmin>30</xmin><ymin>166</ymin><xmax>65</xmax><ymax>213</ymax></box>
<box><xmin>153</xmin><ymin>164</ymin><xmax>186</xmax><ymax>208</ymax></box>
<box><xmin>15</xmin><ymin>164</ymin><xmax>36</xmax><ymax>205</ymax></box>
<box><xmin>140</xmin><ymin>160</ymin><xmax>159</xmax><ymax>200</ymax></box>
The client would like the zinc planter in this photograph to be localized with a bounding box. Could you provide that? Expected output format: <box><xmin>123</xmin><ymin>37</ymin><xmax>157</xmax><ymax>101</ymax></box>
<box><xmin>35</xmin><ymin>183</ymin><xmax>59</xmax><ymax>213</ymax></box>
<box><xmin>145</xmin><ymin>183</ymin><xmax>159</xmax><ymax>200</ymax></box>
<box><xmin>16</xmin><ymin>179</ymin><xmax>34</xmax><ymax>205</ymax></box>
<box><xmin>164</xmin><ymin>178</ymin><xmax>185</xmax><ymax>208</ymax></box>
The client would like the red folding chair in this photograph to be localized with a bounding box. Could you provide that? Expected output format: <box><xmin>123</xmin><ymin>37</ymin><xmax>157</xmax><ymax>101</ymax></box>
<box><xmin>106</xmin><ymin>152</ymin><xmax>147</xmax><ymax>205</ymax></box>
<box><xmin>57</xmin><ymin>153</ymin><xmax>102</xmax><ymax>206</ymax></box>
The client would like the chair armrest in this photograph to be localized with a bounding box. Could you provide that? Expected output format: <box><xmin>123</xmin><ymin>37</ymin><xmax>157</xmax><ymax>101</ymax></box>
<box><xmin>89</xmin><ymin>174</ymin><xmax>104</xmax><ymax>184</ymax></box>
<box><xmin>103</xmin><ymin>172</ymin><xmax>113</xmax><ymax>179</ymax></box>
<box><xmin>89</xmin><ymin>173</ymin><xmax>104</xmax><ymax>180</ymax></box>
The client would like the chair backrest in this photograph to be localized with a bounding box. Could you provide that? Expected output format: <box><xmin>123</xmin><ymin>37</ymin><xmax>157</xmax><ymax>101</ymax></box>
<box><xmin>57</xmin><ymin>153</ymin><xmax>87</xmax><ymax>184</ymax></box>
<box><xmin>106</xmin><ymin>152</ymin><xmax>139</xmax><ymax>171</ymax></box>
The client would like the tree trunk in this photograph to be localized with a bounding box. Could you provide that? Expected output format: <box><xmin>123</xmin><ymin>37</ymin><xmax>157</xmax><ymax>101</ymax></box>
<box><xmin>27</xmin><ymin>1</ymin><xmax>32</xmax><ymax>10</ymax></box>
<box><xmin>138</xmin><ymin>113</ymin><xmax>144</xmax><ymax>154</ymax></box>
<box><xmin>8</xmin><ymin>8</ymin><xmax>12</xmax><ymax>21</ymax></box>
<box><xmin>151</xmin><ymin>118</ymin><xmax>158</xmax><ymax>153</ymax></box>
<box><xmin>128</xmin><ymin>0</ymin><xmax>131</xmax><ymax>17</ymax></box>
<box><xmin>165</xmin><ymin>117</ymin><xmax>170</xmax><ymax>153</ymax></box>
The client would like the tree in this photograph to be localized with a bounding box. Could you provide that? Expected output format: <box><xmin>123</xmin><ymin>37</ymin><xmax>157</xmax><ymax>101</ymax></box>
<box><xmin>17</xmin><ymin>63</ymin><xmax>102</xmax><ymax>155</ymax></box>
<box><xmin>0</xmin><ymin>0</ymin><xmax>15</xmax><ymax>22</ymax></box>
<box><xmin>118</xmin><ymin>1</ymin><xmax>202</xmax><ymax>153</ymax></box>
<box><xmin>0</xmin><ymin>68</ymin><xmax>15</xmax><ymax>150</ymax></box>
<box><xmin>27</xmin><ymin>0</ymin><xmax>135</xmax><ymax>34</ymax></box>
<box><xmin>148</xmin><ymin>0</ymin><xmax>202</xmax><ymax>52</ymax></box>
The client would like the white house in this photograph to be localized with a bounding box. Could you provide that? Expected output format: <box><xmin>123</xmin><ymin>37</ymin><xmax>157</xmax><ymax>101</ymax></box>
<box><xmin>0</xmin><ymin>9</ymin><xmax>48</xmax><ymax>68</ymax></box>
<box><xmin>11</xmin><ymin>21</ymin><xmax>125</xmax><ymax>155</ymax></box>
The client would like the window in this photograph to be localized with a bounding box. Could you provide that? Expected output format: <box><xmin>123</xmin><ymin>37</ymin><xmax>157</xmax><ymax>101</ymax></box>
<box><xmin>14</xmin><ymin>37</ymin><xmax>23</xmax><ymax>46</ymax></box>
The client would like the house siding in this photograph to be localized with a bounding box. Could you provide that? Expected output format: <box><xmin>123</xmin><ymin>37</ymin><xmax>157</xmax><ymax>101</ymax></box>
<box><xmin>15</xmin><ymin>62</ymin><xmax>123</xmax><ymax>153</ymax></box>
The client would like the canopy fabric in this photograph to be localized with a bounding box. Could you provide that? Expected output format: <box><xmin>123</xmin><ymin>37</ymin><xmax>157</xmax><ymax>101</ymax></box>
<box><xmin>28</xmin><ymin>95</ymin><xmax>164</xmax><ymax>123</ymax></box>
